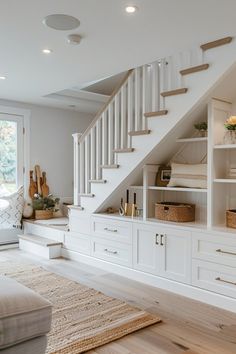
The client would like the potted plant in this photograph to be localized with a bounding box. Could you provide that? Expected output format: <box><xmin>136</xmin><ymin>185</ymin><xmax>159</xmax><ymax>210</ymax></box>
<box><xmin>32</xmin><ymin>194</ymin><xmax>60</xmax><ymax>220</ymax></box>
<box><xmin>223</xmin><ymin>116</ymin><xmax>236</xmax><ymax>144</ymax></box>
<box><xmin>194</xmin><ymin>122</ymin><xmax>208</xmax><ymax>137</ymax></box>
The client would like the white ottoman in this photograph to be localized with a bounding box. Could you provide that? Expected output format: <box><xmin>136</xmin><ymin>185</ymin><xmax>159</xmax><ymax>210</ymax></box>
<box><xmin>0</xmin><ymin>276</ymin><xmax>52</xmax><ymax>350</ymax></box>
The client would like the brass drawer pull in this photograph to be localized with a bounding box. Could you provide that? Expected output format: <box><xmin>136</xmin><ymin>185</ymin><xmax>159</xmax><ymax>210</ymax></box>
<box><xmin>104</xmin><ymin>248</ymin><xmax>118</xmax><ymax>255</ymax></box>
<box><xmin>215</xmin><ymin>277</ymin><xmax>236</xmax><ymax>286</ymax></box>
<box><xmin>216</xmin><ymin>249</ymin><xmax>236</xmax><ymax>256</ymax></box>
<box><xmin>104</xmin><ymin>227</ymin><xmax>118</xmax><ymax>233</ymax></box>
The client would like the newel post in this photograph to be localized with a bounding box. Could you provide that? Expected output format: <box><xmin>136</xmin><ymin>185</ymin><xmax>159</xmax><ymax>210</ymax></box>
<box><xmin>72</xmin><ymin>133</ymin><xmax>82</xmax><ymax>206</ymax></box>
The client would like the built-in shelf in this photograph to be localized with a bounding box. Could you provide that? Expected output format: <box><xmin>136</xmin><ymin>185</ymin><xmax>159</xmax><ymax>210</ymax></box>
<box><xmin>214</xmin><ymin>144</ymin><xmax>236</xmax><ymax>149</ymax></box>
<box><xmin>148</xmin><ymin>186</ymin><xmax>208</xmax><ymax>193</ymax></box>
<box><xmin>176</xmin><ymin>137</ymin><xmax>208</xmax><ymax>143</ymax></box>
<box><xmin>214</xmin><ymin>179</ymin><xmax>236</xmax><ymax>183</ymax></box>
<box><xmin>129</xmin><ymin>185</ymin><xmax>143</xmax><ymax>190</ymax></box>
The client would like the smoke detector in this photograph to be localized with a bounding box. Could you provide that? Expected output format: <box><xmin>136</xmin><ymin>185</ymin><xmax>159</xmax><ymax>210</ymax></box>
<box><xmin>67</xmin><ymin>34</ymin><xmax>82</xmax><ymax>45</ymax></box>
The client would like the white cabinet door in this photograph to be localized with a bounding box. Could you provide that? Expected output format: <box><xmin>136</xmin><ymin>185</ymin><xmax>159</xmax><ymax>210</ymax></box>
<box><xmin>159</xmin><ymin>228</ymin><xmax>191</xmax><ymax>284</ymax></box>
<box><xmin>133</xmin><ymin>224</ymin><xmax>161</xmax><ymax>275</ymax></box>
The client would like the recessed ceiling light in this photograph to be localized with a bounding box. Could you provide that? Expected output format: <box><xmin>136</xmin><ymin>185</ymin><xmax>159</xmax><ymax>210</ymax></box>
<box><xmin>43</xmin><ymin>14</ymin><xmax>80</xmax><ymax>31</ymax></box>
<box><xmin>125</xmin><ymin>5</ymin><xmax>138</xmax><ymax>13</ymax></box>
<box><xmin>42</xmin><ymin>49</ymin><xmax>52</xmax><ymax>54</ymax></box>
<box><xmin>0</xmin><ymin>76</ymin><xmax>6</xmax><ymax>80</ymax></box>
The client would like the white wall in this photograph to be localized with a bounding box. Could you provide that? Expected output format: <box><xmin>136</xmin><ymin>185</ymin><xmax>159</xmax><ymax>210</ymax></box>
<box><xmin>0</xmin><ymin>99</ymin><xmax>94</xmax><ymax>201</ymax></box>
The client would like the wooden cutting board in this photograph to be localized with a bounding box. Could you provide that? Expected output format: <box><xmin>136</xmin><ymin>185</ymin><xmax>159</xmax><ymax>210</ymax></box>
<box><xmin>35</xmin><ymin>165</ymin><xmax>42</xmax><ymax>195</ymax></box>
<box><xmin>41</xmin><ymin>171</ymin><xmax>49</xmax><ymax>197</ymax></box>
<box><xmin>29</xmin><ymin>170</ymin><xmax>37</xmax><ymax>198</ymax></box>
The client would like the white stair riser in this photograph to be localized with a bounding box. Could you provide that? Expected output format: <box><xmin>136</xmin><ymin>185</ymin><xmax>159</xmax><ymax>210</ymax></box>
<box><xmin>19</xmin><ymin>239</ymin><xmax>61</xmax><ymax>259</ymax></box>
<box><xmin>23</xmin><ymin>223</ymin><xmax>64</xmax><ymax>243</ymax></box>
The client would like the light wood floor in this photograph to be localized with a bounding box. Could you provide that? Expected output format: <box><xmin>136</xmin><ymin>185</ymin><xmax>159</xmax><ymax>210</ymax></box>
<box><xmin>1</xmin><ymin>249</ymin><xmax>236</xmax><ymax>354</ymax></box>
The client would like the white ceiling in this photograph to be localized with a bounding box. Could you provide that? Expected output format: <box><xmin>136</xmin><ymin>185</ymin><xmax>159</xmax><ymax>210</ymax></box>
<box><xmin>1</xmin><ymin>0</ymin><xmax>236</xmax><ymax>113</ymax></box>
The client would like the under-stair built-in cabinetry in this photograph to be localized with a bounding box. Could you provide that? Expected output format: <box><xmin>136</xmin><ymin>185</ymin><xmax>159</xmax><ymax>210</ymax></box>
<box><xmin>133</xmin><ymin>224</ymin><xmax>191</xmax><ymax>284</ymax></box>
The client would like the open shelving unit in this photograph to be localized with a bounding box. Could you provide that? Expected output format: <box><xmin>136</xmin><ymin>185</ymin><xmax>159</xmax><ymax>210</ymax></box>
<box><xmin>126</xmin><ymin>98</ymin><xmax>236</xmax><ymax>232</ymax></box>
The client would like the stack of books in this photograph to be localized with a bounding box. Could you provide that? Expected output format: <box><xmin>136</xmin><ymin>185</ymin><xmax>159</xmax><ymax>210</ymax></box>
<box><xmin>229</xmin><ymin>167</ymin><xmax>236</xmax><ymax>178</ymax></box>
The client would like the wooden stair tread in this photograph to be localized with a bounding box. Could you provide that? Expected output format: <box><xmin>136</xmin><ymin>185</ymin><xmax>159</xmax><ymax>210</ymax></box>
<box><xmin>180</xmin><ymin>64</ymin><xmax>209</xmax><ymax>76</ymax></box>
<box><xmin>19</xmin><ymin>234</ymin><xmax>62</xmax><ymax>247</ymax></box>
<box><xmin>145</xmin><ymin>110</ymin><xmax>168</xmax><ymax>118</ymax></box>
<box><xmin>68</xmin><ymin>205</ymin><xmax>84</xmax><ymax>210</ymax></box>
<box><xmin>128</xmin><ymin>130</ymin><xmax>151</xmax><ymax>136</ymax></box>
<box><xmin>101</xmin><ymin>164</ymin><xmax>119</xmax><ymax>169</ymax></box>
<box><xmin>161</xmin><ymin>88</ymin><xmax>188</xmax><ymax>97</ymax></box>
<box><xmin>89</xmin><ymin>179</ymin><xmax>107</xmax><ymax>183</ymax></box>
<box><xmin>200</xmin><ymin>36</ymin><xmax>232</xmax><ymax>51</ymax></box>
<box><xmin>113</xmin><ymin>148</ymin><xmax>134</xmax><ymax>153</ymax></box>
<box><xmin>79</xmin><ymin>193</ymin><xmax>95</xmax><ymax>198</ymax></box>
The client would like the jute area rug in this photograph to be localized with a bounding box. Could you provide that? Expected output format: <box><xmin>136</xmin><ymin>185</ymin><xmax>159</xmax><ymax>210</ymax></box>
<box><xmin>0</xmin><ymin>261</ymin><xmax>161</xmax><ymax>354</ymax></box>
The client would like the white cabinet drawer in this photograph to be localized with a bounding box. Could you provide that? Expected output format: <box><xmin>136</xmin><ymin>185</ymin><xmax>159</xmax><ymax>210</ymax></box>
<box><xmin>69</xmin><ymin>215</ymin><xmax>91</xmax><ymax>234</ymax></box>
<box><xmin>192</xmin><ymin>232</ymin><xmax>236</xmax><ymax>267</ymax></box>
<box><xmin>192</xmin><ymin>259</ymin><xmax>236</xmax><ymax>299</ymax></box>
<box><xmin>91</xmin><ymin>217</ymin><xmax>132</xmax><ymax>244</ymax></box>
<box><xmin>91</xmin><ymin>238</ymin><xmax>132</xmax><ymax>267</ymax></box>
<box><xmin>64</xmin><ymin>231</ymin><xmax>91</xmax><ymax>255</ymax></box>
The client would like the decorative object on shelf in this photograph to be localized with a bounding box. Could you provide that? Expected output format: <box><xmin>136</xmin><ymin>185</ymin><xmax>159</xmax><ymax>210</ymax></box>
<box><xmin>155</xmin><ymin>202</ymin><xmax>195</xmax><ymax>222</ymax></box>
<box><xmin>32</xmin><ymin>194</ymin><xmax>60</xmax><ymax>220</ymax></box>
<box><xmin>124</xmin><ymin>190</ymin><xmax>132</xmax><ymax>216</ymax></box>
<box><xmin>22</xmin><ymin>199</ymin><xmax>34</xmax><ymax>218</ymax></box>
<box><xmin>155</xmin><ymin>165</ymin><xmax>171</xmax><ymax>187</ymax></box>
<box><xmin>29</xmin><ymin>170</ymin><xmax>37</xmax><ymax>199</ymax></box>
<box><xmin>223</xmin><ymin>116</ymin><xmax>236</xmax><ymax>144</ymax></box>
<box><xmin>226</xmin><ymin>209</ymin><xmax>236</xmax><ymax>228</ymax></box>
<box><xmin>168</xmin><ymin>162</ymin><xmax>207</xmax><ymax>189</ymax></box>
<box><xmin>106</xmin><ymin>206</ymin><xmax>117</xmax><ymax>214</ymax></box>
<box><xmin>194</xmin><ymin>122</ymin><xmax>208</xmax><ymax>137</ymax></box>
<box><xmin>119</xmin><ymin>198</ymin><xmax>125</xmax><ymax>216</ymax></box>
<box><xmin>228</xmin><ymin>167</ymin><xmax>236</xmax><ymax>179</ymax></box>
<box><xmin>131</xmin><ymin>193</ymin><xmax>137</xmax><ymax>217</ymax></box>
<box><xmin>41</xmin><ymin>171</ymin><xmax>49</xmax><ymax>197</ymax></box>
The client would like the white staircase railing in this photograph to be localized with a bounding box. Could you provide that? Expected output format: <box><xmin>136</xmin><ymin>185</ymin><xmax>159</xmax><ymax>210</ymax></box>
<box><xmin>73</xmin><ymin>44</ymin><xmax>205</xmax><ymax>205</ymax></box>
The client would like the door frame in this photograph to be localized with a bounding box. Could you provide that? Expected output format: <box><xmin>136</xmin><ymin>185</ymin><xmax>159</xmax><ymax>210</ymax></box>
<box><xmin>0</xmin><ymin>105</ymin><xmax>30</xmax><ymax>196</ymax></box>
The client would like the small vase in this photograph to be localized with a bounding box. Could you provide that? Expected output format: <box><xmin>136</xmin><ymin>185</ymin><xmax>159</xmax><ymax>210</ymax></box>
<box><xmin>199</xmin><ymin>130</ymin><xmax>207</xmax><ymax>137</ymax></box>
<box><xmin>223</xmin><ymin>130</ymin><xmax>236</xmax><ymax>145</ymax></box>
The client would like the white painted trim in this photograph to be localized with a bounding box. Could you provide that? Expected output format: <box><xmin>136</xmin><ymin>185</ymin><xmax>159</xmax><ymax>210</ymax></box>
<box><xmin>0</xmin><ymin>104</ymin><xmax>30</xmax><ymax>197</ymax></box>
<box><xmin>61</xmin><ymin>248</ymin><xmax>236</xmax><ymax>314</ymax></box>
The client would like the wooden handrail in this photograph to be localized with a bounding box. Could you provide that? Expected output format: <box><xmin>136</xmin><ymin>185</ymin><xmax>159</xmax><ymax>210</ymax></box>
<box><xmin>79</xmin><ymin>69</ymin><xmax>134</xmax><ymax>143</ymax></box>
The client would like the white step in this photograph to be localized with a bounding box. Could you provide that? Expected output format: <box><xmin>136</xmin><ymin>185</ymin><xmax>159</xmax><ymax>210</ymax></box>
<box><xmin>19</xmin><ymin>234</ymin><xmax>62</xmax><ymax>259</ymax></box>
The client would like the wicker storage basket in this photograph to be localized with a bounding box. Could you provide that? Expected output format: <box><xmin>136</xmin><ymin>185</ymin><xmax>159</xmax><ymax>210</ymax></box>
<box><xmin>226</xmin><ymin>210</ymin><xmax>236</xmax><ymax>228</ymax></box>
<box><xmin>155</xmin><ymin>202</ymin><xmax>195</xmax><ymax>222</ymax></box>
<box><xmin>35</xmin><ymin>210</ymin><xmax>53</xmax><ymax>220</ymax></box>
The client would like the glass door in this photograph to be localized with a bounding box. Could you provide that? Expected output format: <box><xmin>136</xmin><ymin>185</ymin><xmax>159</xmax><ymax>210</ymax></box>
<box><xmin>0</xmin><ymin>114</ymin><xmax>23</xmax><ymax>196</ymax></box>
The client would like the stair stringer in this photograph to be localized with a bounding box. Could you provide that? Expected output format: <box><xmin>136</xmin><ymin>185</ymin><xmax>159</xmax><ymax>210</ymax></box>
<box><xmin>80</xmin><ymin>40</ymin><xmax>236</xmax><ymax>213</ymax></box>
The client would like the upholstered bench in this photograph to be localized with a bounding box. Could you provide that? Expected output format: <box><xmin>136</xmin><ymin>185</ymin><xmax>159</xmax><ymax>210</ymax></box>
<box><xmin>0</xmin><ymin>276</ymin><xmax>52</xmax><ymax>353</ymax></box>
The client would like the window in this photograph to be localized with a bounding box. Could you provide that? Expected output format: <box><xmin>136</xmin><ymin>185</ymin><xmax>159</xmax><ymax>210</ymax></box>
<box><xmin>0</xmin><ymin>114</ymin><xmax>24</xmax><ymax>197</ymax></box>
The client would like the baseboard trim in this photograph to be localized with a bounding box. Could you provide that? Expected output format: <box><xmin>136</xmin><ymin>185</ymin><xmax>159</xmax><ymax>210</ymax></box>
<box><xmin>61</xmin><ymin>248</ymin><xmax>236</xmax><ymax>313</ymax></box>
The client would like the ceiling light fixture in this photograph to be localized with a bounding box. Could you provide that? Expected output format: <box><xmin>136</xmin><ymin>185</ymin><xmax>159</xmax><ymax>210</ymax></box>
<box><xmin>42</xmin><ymin>49</ymin><xmax>52</xmax><ymax>54</ymax></box>
<box><xmin>0</xmin><ymin>76</ymin><xmax>6</xmax><ymax>80</ymax></box>
<box><xmin>125</xmin><ymin>5</ymin><xmax>138</xmax><ymax>13</ymax></box>
<box><xmin>43</xmin><ymin>14</ymin><xmax>80</xmax><ymax>31</ymax></box>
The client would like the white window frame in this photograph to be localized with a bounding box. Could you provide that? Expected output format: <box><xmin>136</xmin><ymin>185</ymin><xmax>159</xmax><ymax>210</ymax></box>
<box><xmin>0</xmin><ymin>105</ymin><xmax>30</xmax><ymax>197</ymax></box>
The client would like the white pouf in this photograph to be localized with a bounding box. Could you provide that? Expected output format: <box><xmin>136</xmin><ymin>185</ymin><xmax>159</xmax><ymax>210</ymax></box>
<box><xmin>0</xmin><ymin>276</ymin><xmax>52</xmax><ymax>350</ymax></box>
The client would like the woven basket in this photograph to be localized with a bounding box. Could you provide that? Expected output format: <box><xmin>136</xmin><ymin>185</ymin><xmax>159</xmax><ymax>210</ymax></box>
<box><xmin>35</xmin><ymin>210</ymin><xmax>53</xmax><ymax>220</ymax></box>
<box><xmin>226</xmin><ymin>210</ymin><xmax>236</xmax><ymax>228</ymax></box>
<box><xmin>155</xmin><ymin>202</ymin><xmax>195</xmax><ymax>222</ymax></box>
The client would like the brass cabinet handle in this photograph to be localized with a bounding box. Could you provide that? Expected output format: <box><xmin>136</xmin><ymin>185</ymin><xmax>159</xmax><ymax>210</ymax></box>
<box><xmin>155</xmin><ymin>234</ymin><xmax>159</xmax><ymax>245</ymax></box>
<box><xmin>216</xmin><ymin>249</ymin><xmax>236</xmax><ymax>256</ymax></box>
<box><xmin>160</xmin><ymin>234</ymin><xmax>165</xmax><ymax>246</ymax></box>
<box><xmin>104</xmin><ymin>248</ymin><xmax>118</xmax><ymax>255</ymax></box>
<box><xmin>104</xmin><ymin>227</ymin><xmax>118</xmax><ymax>233</ymax></box>
<box><xmin>215</xmin><ymin>277</ymin><xmax>236</xmax><ymax>286</ymax></box>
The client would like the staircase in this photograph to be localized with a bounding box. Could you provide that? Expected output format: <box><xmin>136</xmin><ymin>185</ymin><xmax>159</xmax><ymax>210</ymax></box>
<box><xmin>72</xmin><ymin>36</ymin><xmax>235</xmax><ymax>213</ymax></box>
